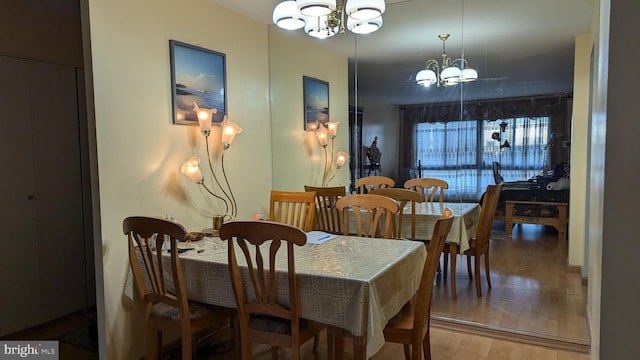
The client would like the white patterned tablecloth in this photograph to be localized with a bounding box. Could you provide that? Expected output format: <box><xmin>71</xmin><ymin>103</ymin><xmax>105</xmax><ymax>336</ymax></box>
<box><xmin>348</xmin><ymin>201</ymin><xmax>480</xmax><ymax>252</ymax></box>
<box><xmin>177</xmin><ymin>235</ymin><xmax>426</xmax><ymax>357</ymax></box>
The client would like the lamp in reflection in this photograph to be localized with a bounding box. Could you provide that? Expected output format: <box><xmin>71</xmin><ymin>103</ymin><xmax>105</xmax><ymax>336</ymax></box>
<box><xmin>181</xmin><ymin>102</ymin><xmax>242</xmax><ymax>219</ymax></box>
<box><xmin>273</xmin><ymin>0</ymin><xmax>384</xmax><ymax>38</ymax></box>
<box><xmin>312</xmin><ymin>120</ymin><xmax>349</xmax><ymax>186</ymax></box>
<box><xmin>416</xmin><ymin>34</ymin><xmax>478</xmax><ymax>88</ymax></box>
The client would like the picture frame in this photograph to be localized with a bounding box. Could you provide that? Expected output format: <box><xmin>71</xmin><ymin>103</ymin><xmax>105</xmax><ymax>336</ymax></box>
<box><xmin>169</xmin><ymin>40</ymin><xmax>227</xmax><ymax>125</ymax></box>
<box><xmin>303</xmin><ymin>76</ymin><xmax>329</xmax><ymax>130</ymax></box>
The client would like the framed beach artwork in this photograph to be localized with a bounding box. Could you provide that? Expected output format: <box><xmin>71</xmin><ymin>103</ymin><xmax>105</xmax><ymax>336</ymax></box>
<box><xmin>303</xmin><ymin>76</ymin><xmax>329</xmax><ymax>130</ymax></box>
<box><xmin>169</xmin><ymin>40</ymin><xmax>227</xmax><ymax>125</ymax></box>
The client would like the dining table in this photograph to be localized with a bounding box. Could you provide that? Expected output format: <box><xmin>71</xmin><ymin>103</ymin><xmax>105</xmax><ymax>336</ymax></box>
<box><xmin>348</xmin><ymin>201</ymin><xmax>481</xmax><ymax>252</ymax></box>
<box><xmin>172</xmin><ymin>234</ymin><xmax>427</xmax><ymax>359</ymax></box>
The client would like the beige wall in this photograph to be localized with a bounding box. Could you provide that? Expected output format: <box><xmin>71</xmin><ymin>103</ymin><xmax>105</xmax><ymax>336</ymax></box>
<box><xmin>569</xmin><ymin>33</ymin><xmax>593</xmax><ymax>268</ymax></box>
<box><xmin>88</xmin><ymin>0</ymin><xmax>271</xmax><ymax>358</ymax></box>
<box><xmin>269</xmin><ymin>29</ymin><xmax>349</xmax><ymax>191</ymax></box>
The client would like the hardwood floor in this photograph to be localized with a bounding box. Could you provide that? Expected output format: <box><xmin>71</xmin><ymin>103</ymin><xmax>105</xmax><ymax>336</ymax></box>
<box><xmin>431</xmin><ymin>222</ymin><xmax>589</xmax><ymax>343</ymax></box>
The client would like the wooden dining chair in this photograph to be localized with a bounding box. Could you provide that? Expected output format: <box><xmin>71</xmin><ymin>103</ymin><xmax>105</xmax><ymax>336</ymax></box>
<box><xmin>304</xmin><ymin>185</ymin><xmax>346</xmax><ymax>234</ymax></box>
<box><xmin>443</xmin><ymin>184</ymin><xmax>502</xmax><ymax>299</ymax></box>
<box><xmin>404</xmin><ymin>178</ymin><xmax>449</xmax><ymax>203</ymax></box>
<box><xmin>369</xmin><ymin>187</ymin><xmax>425</xmax><ymax>240</ymax></box>
<box><xmin>335</xmin><ymin>193</ymin><xmax>400</xmax><ymax>238</ymax></box>
<box><xmin>218</xmin><ymin>221</ymin><xmax>326</xmax><ymax>360</ymax></box>
<box><xmin>123</xmin><ymin>216</ymin><xmax>234</xmax><ymax>360</ymax></box>
<box><xmin>269</xmin><ymin>190</ymin><xmax>316</xmax><ymax>232</ymax></box>
<box><xmin>354</xmin><ymin>175</ymin><xmax>395</xmax><ymax>194</ymax></box>
<box><xmin>381</xmin><ymin>208</ymin><xmax>454</xmax><ymax>360</ymax></box>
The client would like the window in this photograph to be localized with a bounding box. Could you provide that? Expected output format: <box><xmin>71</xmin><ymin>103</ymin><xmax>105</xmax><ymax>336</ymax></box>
<box><xmin>414</xmin><ymin>117</ymin><xmax>550</xmax><ymax>200</ymax></box>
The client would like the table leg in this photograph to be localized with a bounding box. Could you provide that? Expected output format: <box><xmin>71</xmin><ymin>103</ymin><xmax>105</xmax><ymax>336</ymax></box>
<box><xmin>505</xmin><ymin>202</ymin><xmax>514</xmax><ymax>237</ymax></box>
<box><xmin>353</xmin><ymin>334</ymin><xmax>366</xmax><ymax>360</ymax></box>
<box><xmin>449</xmin><ymin>243</ymin><xmax>458</xmax><ymax>301</ymax></box>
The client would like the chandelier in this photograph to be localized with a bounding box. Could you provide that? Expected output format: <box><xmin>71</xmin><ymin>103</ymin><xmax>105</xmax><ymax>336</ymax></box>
<box><xmin>415</xmin><ymin>34</ymin><xmax>478</xmax><ymax>87</ymax></box>
<box><xmin>273</xmin><ymin>0</ymin><xmax>385</xmax><ymax>39</ymax></box>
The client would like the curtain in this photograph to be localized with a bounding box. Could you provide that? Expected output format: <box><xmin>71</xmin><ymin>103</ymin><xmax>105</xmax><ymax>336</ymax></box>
<box><xmin>399</xmin><ymin>94</ymin><xmax>571</xmax><ymax>201</ymax></box>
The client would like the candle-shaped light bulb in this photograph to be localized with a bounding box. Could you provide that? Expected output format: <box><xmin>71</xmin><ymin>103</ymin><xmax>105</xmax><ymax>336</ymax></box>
<box><xmin>180</xmin><ymin>156</ymin><xmax>204</xmax><ymax>183</ymax></box>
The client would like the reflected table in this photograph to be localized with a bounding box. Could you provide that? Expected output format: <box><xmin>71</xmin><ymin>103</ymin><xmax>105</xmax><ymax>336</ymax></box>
<box><xmin>176</xmin><ymin>235</ymin><xmax>426</xmax><ymax>359</ymax></box>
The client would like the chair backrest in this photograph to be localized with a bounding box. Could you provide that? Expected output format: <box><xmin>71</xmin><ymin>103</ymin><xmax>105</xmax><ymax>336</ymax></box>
<box><xmin>474</xmin><ymin>184</ymin><xmax>502</xmax><ymax>253</ymax></box>
<box><xmin>354</xmin><ymin>175</ymin><xmax>395</xmax><ymax>194</ymax></box>
<box><xmin>492</xmin><ymin>161</ymin><xmax>504</xmax><ymax>185</ymax></box>
<box><xmin>369</xmin><ymin>187</ymin><xmax>424</xmax><ymax>240</ymax></box>
<box><xmin>123</xmin><ymin>216</ymin><xmax>188</xmax><ymax>312</ymax></box>
<box><xmin>412</xmin><ymin>209</ymin><xmax>455</xmax><ymax>330</ymax></box>
<box><xmin>218</xmin><ymin>221</ymin><xmax>307</xmax><ymax>348</ymax></box>
<box><xmin>269</xmin><ymin>190</ymin><xmax>316</xmax><ymax>232</ymax></box>
<box><xmin>335</xmin><ymin>194</ymin><xmax>400</xmax><ymax>238</ymax></box>
<box><xmin>404</xmin><ymin>178</ymin><xmax>449</xmax><ymax>203</ymax></box>
<box><xmin>304</xmin><ymin>185</ymin><xmax>346</xmax><ymax>234</ymax></box>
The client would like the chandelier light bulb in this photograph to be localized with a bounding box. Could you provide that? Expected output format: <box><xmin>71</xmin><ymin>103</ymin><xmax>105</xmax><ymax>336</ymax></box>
<box><xmin>415</xmin><ymin>34</ymin><xmax>478</xmax><ymax>87</ymax></box>
<box><xmin>346</xmin><ymin>0</ymin><xmax>385</xmax><ymax>20</ymax></box>
<box><xmin>273</xmin><ymin>0</ymin><xmax>383</xmax><ymax>37</ymax></box>
<box><xmin>416</xmin><ymin>69</ymin><xmax>437</xmax><ymax>87</ymax></box>
<box><xmin>346</xmin><ymin>15</ymin><xmax>382</xmax><ymax>34</ymax></box>
<box><xmin>297</xmin><ymin>0</ymin><xmax>335</xmax><ymax>17</ymax></box>
<box><xmin>273</xmin><ymin>1</ymin><xmax>306</xmax><ymax>30</ymax></box>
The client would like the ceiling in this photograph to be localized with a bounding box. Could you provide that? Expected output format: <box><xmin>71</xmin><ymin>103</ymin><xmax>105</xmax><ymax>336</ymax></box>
<box><xmin>210</xmin><ymin>0</ymin><xmax>593</xmax><ymax>105</ymax></box>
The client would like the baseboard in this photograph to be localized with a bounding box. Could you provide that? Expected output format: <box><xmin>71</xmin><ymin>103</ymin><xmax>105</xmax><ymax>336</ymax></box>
<box><xmin>431</xmin><ymin>316</ymin><xmax>590</xmax><ymax>354</ymax></box>
<box><xmin>567</xmin><ymin>264</ymin><xmax>582</xmax><ymax>273</ymax></box>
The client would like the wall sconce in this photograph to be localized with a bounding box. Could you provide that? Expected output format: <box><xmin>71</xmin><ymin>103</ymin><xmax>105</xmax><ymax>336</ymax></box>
<box><xmin>312</xmin><ymin>121</ymin><xmax>349</xmax><ymax>186</ymax></box>
<box><xmin>181</xmin><ymin>102</ymin><xmax>242</xmax><ymax>219</ymax></box>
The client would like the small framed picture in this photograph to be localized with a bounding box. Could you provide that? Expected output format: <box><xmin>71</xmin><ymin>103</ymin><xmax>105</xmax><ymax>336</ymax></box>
<box><xmin>303</xmin><ymin>76</ymin><xmax>329</xmax><ymax>130</ymax></box>
<box><xmin>169</xmin><ymin>40</ymin><xmax>227</xmax><ymax>125</ymax></box>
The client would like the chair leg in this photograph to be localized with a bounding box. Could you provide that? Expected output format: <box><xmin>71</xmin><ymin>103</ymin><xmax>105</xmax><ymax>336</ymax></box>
<box><xmin>146</xmin><ymin>327</ymin><xmax>158</xmax><ymax>360</ymax></box>
<box><xmin>475</xmin><ymin>254</ymin><xmax>482</xmax><ymax>297</ymax></box>
<box><xmin>271</xmin><ymin>346</ymin><xmax>278</xmax><ymax>360</ymax></box>
<box><xmin>449</xmin><ymin>244</ymin><xmax>458</xmax><ymax>301</ymax></box>
<box><xmin>313</xmin><ymin>334</ymin><xmax>320</xmax><ymax>350</ymax></box>
<box><xmin>423</xmin><ymin>318</ymin><xmax>431</xmax><ymax>360</ymax></box>
<box><xmin>485</xmin><ymin>252</ymin><xmax>492</xmax><ymax>289</ymax></box>
<box><xmin>403</xmin><ymin>344</ymin><xmax>410</xmax><ymax>360</ymax></box>
<box><xmin>466</xmin><ymin>255</ymin><xmax>472</xmax><ymax>279</ymax></box>
<box><xmin>442</xmin><ymin>253</ymin><xmax>448</xmax><ymax>280</ymax></box>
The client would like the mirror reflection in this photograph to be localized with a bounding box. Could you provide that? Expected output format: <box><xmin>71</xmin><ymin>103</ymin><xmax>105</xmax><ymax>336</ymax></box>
<box><xmin>282</xmin><ymin>0</ymin><xmax>591</xmax><ymax>344</ymax></box>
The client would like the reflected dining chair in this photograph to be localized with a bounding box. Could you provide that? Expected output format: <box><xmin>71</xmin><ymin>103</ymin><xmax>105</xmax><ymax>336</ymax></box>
<box><xmin>335</xmin><ymin>193</ymin><xmax>400</xmax><ymax>238</ymax></box>
<box><xmin>443</xmin><ymin>184</ymin><xmax>502</xmax><ymax>299</ymax></box>
<box><xmin>219</xmin><ymin>221</ymin><xmax>326</xmax><ymax>360</ymax></box>
<box><xmin>354</xmin><ymin>175</ymin><xmax>395</xmax><ymax>194</ymax></box>
<box><xmin>304</xmin><ymin>185</ymin><xmax>346</xmax><ymax>234</ymax></box>
<box><xmin>123</xmin><ymin>216</ymin><xmax>234</xmax><ymax>360</ymax></box>
<box><xmin>269</xmin><ymin>190</ymin><xmax>316</xmax><ymax>232</ymax></box>
<box><xmin>404</xmin><ymin>178</ymin><xmax>449</xmax><ymax>203</ymax></box>
<box><xmin>369</xmin><ymin>187</ymin><xmax>425</xmax><ymax>241</ymax></box>
<box><xmin>381</xmin><ymin>208</ymin><xmax>454</xmax><ymax>360</ymax></box>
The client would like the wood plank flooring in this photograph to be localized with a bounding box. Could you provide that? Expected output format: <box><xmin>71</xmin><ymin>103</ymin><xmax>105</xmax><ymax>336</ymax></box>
<box><xmin>431</xmin><ymin>222</ymin><xmax>589</xmax><ymax>343</ymax></box>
